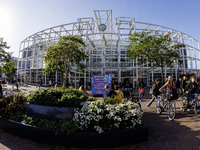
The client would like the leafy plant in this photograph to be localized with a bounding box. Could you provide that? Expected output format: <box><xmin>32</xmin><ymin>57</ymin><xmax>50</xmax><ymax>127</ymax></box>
<box><xmin>0</xmin><ymin>94</ymin><xmax>4</xmax><ymax>99</ymax></box>
<box><xmin>0</xmin><ymin>93</ymin><xmax>27</xmax><ymax>122</ymax></box>
<box><xmin>28</xmin><ymin>87</ymin><xmax>88</xmax><ymax>107</ymax></box>
<box><xmin>24</xmin><ymin>116</ymin><xmax>78</xmax><ymax>135</ymax></box>
<box><xmin>58</xmin><ymin>88</ymin><xmax>88</xmax><ymax>107</ymax></box>
<box><xmin>104</xmin><ymin>97</ymin><xmax>119</xmax><ymax>105</ymax></box>
<box><xmin>28</xmin><ymin>88</ymin><xmax>61</xmax><ymax>106</ymax></box>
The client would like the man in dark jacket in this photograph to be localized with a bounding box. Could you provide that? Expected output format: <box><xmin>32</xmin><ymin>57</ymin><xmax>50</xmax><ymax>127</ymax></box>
<box><xmin>146</xmin><ymin>80</ymin><xmax>161</xmax><ymax>108</ymax></box>
<box><xmin>185</xmin><ymin>76</ymin><xmax>199</xmax><ymax>112</ymax></box>
<box><xmin>181</xmin><ymin>76</ymin><xmax>188</xmax><ymax>94</ymax></box>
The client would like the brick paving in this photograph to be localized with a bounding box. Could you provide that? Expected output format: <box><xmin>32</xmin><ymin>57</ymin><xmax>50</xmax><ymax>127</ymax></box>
<box><xmin>0</xmin><ymin>85</ymin><xmax>200</xmax><ymax>150</ymax></box>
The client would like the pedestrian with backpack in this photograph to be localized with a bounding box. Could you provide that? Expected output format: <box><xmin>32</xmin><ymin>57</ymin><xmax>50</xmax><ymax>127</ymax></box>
<box><xmin>146</xmin><ymin>79</ymin><xmax>161</xmax><ymax>107</ymax></box>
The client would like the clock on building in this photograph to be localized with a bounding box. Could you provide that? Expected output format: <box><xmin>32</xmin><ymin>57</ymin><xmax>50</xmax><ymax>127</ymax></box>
<box><xmin>99</xmin><ymin>24</ymin><xmax>106</xmax><ymax>31</ymax></box>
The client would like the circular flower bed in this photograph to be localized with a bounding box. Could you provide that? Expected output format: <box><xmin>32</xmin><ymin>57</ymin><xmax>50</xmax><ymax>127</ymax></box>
<box><xmin>0</xmin><ymin>88</ymin><xmax>148</xmax><ymax>147</ymax></box>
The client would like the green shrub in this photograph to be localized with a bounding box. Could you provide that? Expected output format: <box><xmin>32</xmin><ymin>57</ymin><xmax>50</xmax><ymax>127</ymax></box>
<box><xmin>28</xmin><ymin>87</ymin><xmax>88</xmax><ymax>107</ymax></box>
<box><xmin>0</xmin><ymin>94</ymin><xmax>4</xmax><ymax>99</ymax></box>
<box><xmin>104</xmin><ymin>97</ymin><xmax>119</xmax><ymax>105</ymax></box>
<box><xmin>58</xmin><ymin>88</ymin><xmax>88</xmax><ymax>107</ymax></box>
<box><xmin>28</xmin><ymin>88</ymin><xmax>62</xmax><ymax>106</ymax></box>
<box><xmin>0</xmin><ymin>93</ymin><xmax>27</xmax><ymax>122</ymax></box>
<box><xmin>24</xmin><ymin>116</ymin><xmax>78</xmax><ymax>135</ymax></box>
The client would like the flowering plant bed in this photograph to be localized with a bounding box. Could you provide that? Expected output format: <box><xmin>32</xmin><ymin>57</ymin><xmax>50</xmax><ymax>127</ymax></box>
<box><xmin>74</xmin><ymin>99</ymin><xmax>143</xmax><ymax>133</ymax></box>
<box><xmin>0</xmin><ymin>90</ymin><xmax>148</xmax><ymax>147</ymax></box>
<box><xmin>0</xmin><ymin>116</ymin><xmax>148</xmax><ymax>147</ymax></box>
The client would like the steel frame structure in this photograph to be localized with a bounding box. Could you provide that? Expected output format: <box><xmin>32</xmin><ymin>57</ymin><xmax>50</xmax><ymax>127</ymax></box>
<box><xmin>17</xmin><ymin>10</ymin><xmax>200</xmax><ymax>87</ymax></box>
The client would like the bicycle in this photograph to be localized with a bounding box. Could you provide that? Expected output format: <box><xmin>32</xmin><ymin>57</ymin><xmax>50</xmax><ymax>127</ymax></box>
<box><xmin>179</xmin><ymin>93</ymin><xmax>188</xmax><ymax>112</ymax></box>
<box><xmin>157</xmin><ymin>93</ymin><xmax>176</xmax><ymax>121</ymax></box>
<box><xmin>187</xmin><ymin>93</ymin><xmax>200</xmax><ymax>116</ymax></box>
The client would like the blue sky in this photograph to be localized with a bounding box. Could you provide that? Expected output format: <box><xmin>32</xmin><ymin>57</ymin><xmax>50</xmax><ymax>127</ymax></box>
<box><xmin>0</xmin><ymin>0</ymin><xmax>200</xmax><ymax>57</ymax></box>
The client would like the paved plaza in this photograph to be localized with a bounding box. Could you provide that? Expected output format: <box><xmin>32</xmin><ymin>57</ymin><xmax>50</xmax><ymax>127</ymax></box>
<box><xmin>0</xmin><ymin>85</ymin><xmax>200</xmax><ymax>150</ymax></box>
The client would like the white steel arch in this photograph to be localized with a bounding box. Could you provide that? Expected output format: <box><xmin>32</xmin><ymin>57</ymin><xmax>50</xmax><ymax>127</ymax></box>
<box><xmin>17</xmin><ymin>10</ymin><xmax>200</xmax><ymax>87</ymax></box>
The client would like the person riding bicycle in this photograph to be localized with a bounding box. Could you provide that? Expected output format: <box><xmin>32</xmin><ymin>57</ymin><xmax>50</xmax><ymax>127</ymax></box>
<box><xmin>159</xmin><ymin>76</ymin><xmax>177</xmax><ymax>100</ymax></box>
<box><xmin>146</xmin><ymin>79</ymin><xmax>161</xmax><ymax>107</ymax></box>
<box><xmin>185</xmin><ymin>76</ymin><xmax>199</xmax><ymax>112</ymax></box>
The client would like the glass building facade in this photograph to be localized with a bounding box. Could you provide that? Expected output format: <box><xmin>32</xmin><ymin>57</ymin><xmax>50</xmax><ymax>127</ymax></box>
<box><xmin>17</xmin><ymin>10</ymin><xmax>200</xmax><ymax>87</ymax></box>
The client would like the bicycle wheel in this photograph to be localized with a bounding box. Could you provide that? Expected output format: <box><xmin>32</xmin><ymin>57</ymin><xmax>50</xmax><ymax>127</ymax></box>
<box><xmin>194</xmin><ymin>99</ymin><xmax>199</xmax><ymax>115</ymax></box>
<box><xmin>180</xmin><ymin>97</ymin><xmax>187</xmax><ymax>112</ymax></box>
<box><xmin>156</xmin><ymin>106</ymin><xmax>162</xmax><ymax>114</ymax></box>
<box><xmin>167</xmin><ymin>101</ymin><xmax>176</xmax><ymax>120</ymax></box>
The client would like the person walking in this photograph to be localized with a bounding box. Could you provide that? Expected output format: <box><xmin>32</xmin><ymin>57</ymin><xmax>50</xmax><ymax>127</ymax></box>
<box><xmin>39</xmin><ymin>79</ymin><xmax>42</xmax><ymax>88</ymax></box>
<box><xmin>49</xmin><ymin>80</ymin><xmax>52</xmax><ymax>87</ymax></box>
<box><xmin>36</xmin><ymin>79</ymin><xmax>39</xmax><ymax>88</ymax></box>
<box><xmin>11</xmin><ymin>78</ymin><xmax>15</xmax><ymax>91</ymax></box>
<box><xmin>138</xmin><ymin>78</ymin><xmax>145</xmax><ymax>101</ymax></box>
<box><xmin>16</xmin><ymin>79</ymin><xmax>19</xmax><ymax>90</ymax></box>
<box><xmin>146</xmin><ymin>79</ymin><xmax>161</xmax><ymax>108</ymax></box>
<box><xmin>181</xmin><ymin>76</ymin><xmax>188</xmax><ymax>95</ymax></box>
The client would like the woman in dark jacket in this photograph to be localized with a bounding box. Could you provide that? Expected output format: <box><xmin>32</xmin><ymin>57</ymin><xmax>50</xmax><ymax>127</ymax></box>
<box><xmin>146</xmin><ymin>80</ymin><xmax>161</xmax><ymax>107</ymax></box>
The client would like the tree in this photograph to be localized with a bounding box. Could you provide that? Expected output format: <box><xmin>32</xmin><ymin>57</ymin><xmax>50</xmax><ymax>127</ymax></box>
<box><xmin>2</xmin><ymin>61</ymin><xmax>16</xmax><ymax>78</ymax></box>
<box><xmin>0</xmin><ymin>40</ymin><xmax>12</xmax><ymax>78</ymax></box>
<box><xmin>44</xmin><ymin>35</ymin><xmax>87</xmax><ymax>88</ymax></box>
<box><xmin>0</xmin><ymin>40</ymin><xmax>11</xmax><ymax>63</ymax></box>
<box><xmin>126</xmin><ymin>31</ymin><xmax>183</xmax><ymax>84</ymax></box>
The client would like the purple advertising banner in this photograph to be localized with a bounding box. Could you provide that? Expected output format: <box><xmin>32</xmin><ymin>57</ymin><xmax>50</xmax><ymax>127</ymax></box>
<box><xmin>92</xmin><ymin>75</ymin><xmax>112</xmax><ymax>95</ymax></box>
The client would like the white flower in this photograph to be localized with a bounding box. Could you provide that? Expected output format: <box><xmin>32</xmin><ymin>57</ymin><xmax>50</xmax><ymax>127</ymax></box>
<box><xmin>73</xmin><ymin>100</ymin><xmax>143</xmax><ymax>133</ymax></box>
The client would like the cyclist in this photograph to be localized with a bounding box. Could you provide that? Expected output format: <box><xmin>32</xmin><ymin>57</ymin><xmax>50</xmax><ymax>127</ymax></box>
<box><xmin>185</xmin><ymin>76</ymin><xmax>199</xmax><ymax>112</ymax></box>
<box><xmin>159</xmin><ymin>76</ymin><xmax>176</xmax><ymax>100</ymax></box>
<box><xmin>146</xmin><ymin>79</ymin><xmax>161</xmax><ymax>107</ymax></box>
